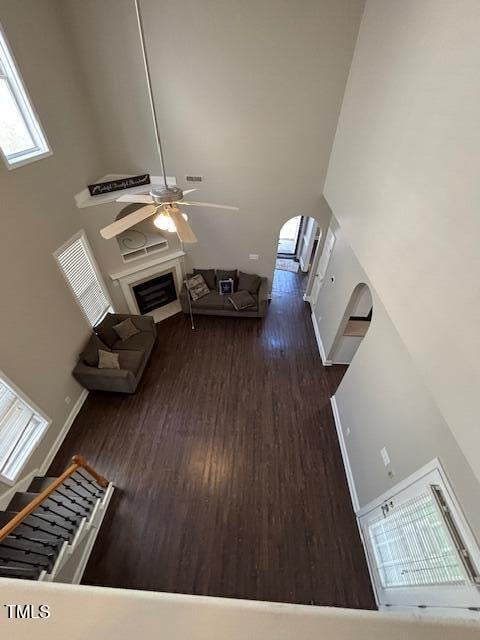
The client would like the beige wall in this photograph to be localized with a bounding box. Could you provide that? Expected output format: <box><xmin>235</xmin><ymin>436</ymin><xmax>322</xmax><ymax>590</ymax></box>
<box><xmin>0</xmin><ymin>0</ymin><xmax>106</xmax><ymax>486</ymax></box>
<box><xmin>324</xmin><ymin>0</ymin><xmax>480</xmax><ymax>483</ymax></box>
<box><xmin>314</xmin><ymin>221</ymin><xmax>480</xmax><ymax>538</ymax></box>
<box><xmin>60</xmin><ymin>0</ymin><xmax>365</xmax><ymax>294</ymax></box>
<box><xmin>2</xmin><ymin>579</ymin><xmax>480</xmax><ymax>639</ymax></box>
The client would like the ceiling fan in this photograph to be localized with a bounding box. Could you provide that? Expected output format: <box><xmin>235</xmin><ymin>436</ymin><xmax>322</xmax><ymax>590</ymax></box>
<box><xmin>99</xmin><ymin>0</ymin><xmax>239</xmax><ymax>245</ymax></box>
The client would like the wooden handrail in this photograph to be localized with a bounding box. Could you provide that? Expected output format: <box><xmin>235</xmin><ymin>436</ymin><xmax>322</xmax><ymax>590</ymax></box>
<box><xmin>0</xmin><ymin>456</ymin><xmax>109</xmax><ymax>543</ymax></box>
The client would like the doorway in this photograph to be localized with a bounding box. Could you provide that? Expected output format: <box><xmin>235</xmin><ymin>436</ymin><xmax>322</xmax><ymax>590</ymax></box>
<box><xmin>277</xmin><ymin>215</ymin><xmax>302</xmax><ymax>258</ymax></box>
<box><xmin>330</xmin><ymin>283</ymin><xmax>372</xmax><ymax>365</ymax></box>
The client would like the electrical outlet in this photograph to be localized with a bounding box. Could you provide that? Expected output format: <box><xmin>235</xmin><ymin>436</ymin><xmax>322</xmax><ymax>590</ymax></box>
<box><xmin>65</xmin><ymin>396</ymin><xmax>71</xmax><ymax>405</ymax></box>
<box><xmin>249</xmin><ymin>254</ymin><xmax>259</xmax><ymax>260</ymax></box>
<box><xmin>380</xmin><ymin>447</ymin><xmax>390</xmax><ymax>467</ymax></box>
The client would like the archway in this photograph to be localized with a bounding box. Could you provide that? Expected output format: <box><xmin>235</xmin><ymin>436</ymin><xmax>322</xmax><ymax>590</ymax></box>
<box><xmin>275</xmin><ymin>215</ymin><xmax>320</xmax><ymax>275</ymax></box>
<box><xmin>329</xmin><ymin>283</ymin><xmax>373</xmax><ymax>365</ymax></box>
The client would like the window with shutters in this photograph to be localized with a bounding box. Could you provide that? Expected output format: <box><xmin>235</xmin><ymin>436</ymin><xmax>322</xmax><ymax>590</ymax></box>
<box><xmin>0</xmin><ymin>23</ymin><xmax>51</xmax><ymax>169</ymax></box>
<box><xmin>0</xmin><ymin>372</ymin><xmax>50</xmax><ymax>484</ymax></box>
<box><xmin>54</xmin><ymin>231</ymin><xmax>113</xmax><ymax>327</ymax></box>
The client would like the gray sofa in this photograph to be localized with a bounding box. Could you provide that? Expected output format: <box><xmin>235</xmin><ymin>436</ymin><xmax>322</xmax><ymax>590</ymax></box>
<box><xmin>73</xmin><ymin>313</ymin><xmax>156</xmax><ymax>394</ymax></box>
<box><xmin>180</xmin><ymin>269</ymin><xmax>269</xmax><ymax>318</ymax></box>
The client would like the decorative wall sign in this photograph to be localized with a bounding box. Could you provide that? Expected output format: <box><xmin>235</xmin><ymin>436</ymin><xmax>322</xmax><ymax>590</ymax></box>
<box><xmin>88</xmin><ymin>174</ymin><xmax>150</xmax><ymax>196</ymax></box>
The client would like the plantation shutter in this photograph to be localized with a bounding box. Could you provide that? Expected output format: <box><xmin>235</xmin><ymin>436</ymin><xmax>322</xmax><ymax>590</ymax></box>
<box><xmin>56</xmin><ymin>234</ymin><xmax>112</xmax><ymax>326</ymax></box>
<box><xmin>0</xmin><ymin>380</ymin><xmax>48</xmax><ymax>482</ymax></box>
<box><xmin>367</xmin><ymin>488</ymin><xmax>472</xmax><ymax>588</ymax></box>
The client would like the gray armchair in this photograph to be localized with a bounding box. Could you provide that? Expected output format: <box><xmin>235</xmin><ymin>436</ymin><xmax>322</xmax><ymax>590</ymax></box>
<box><xmin>73</xmin><ymin>313</ymin><xmax>156</xmax><ymax>394</ymax></box>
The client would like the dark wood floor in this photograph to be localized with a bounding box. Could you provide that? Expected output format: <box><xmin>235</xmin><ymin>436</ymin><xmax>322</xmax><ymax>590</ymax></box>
<box><xmin>49</xmin><ymin>268</ymin><xmax>376</xmax><ymax>609</ymax></box>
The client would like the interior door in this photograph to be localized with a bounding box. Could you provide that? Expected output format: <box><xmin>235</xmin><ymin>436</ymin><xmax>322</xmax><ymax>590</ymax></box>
<box><xmin>360</xmin><ymin>466</ymin><xmax>480</xmax><ymax>610</ymax></box>
<box><xmin>310</xmin><ymin>227</ymin><xmax>335</xmax><ymax>306</ymax></box>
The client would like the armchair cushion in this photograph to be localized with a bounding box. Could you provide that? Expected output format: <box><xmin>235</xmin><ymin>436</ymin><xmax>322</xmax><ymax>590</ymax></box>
<box><xmin>80</xmin><ymin>334</ymin><xmax>110</xmax><ymax>367</ymax></box>
<box><xmin>98</xmin><ymin>349</ymin><xmax>120</xmax><ymax>369</ymax></box>
<box><xmin>113</xmin><ymin>317</ymin><xmax>140</xmax><ymax>341</ymax></box>
<box><xmin>94</xmin><ymin>313</ymin><xmax>118</xmax><ymax>348</ymax></box>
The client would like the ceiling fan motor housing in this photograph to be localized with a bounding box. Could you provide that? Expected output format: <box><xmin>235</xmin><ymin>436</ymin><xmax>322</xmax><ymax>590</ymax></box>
<box><xmin>150</xmin><ymin>185</ymin><xmax>183</xmax><ymax>204</ymax></box>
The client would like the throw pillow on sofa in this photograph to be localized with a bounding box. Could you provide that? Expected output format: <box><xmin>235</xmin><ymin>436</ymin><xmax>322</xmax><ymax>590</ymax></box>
<box><xmin>216</xmin><ymin>269</ymin><xmax>237</xmax><ymax>290</ymax></box>
<box><xmin>193</xmin><ymin>268</ymin><xmax>216</xmax><ymax>290</ymax></box>
<box><xmin>238</xmin><ymin>271</ymin><xmax>261</xmax><ymax>294</ymax></box>
<box><xmin>98</xmin><ymin>349</ymin><xmax>120</xmax><ymax>369</ymax></box>
<box><xmin>113</xmin><ymin>317</ymin><xmax>140</xmax><ymax>341</ymax></box>
<box><xmin>186</xmin><ymin>274</ymin><xmax>210</xmax><ymax>301</ymax></box>
<box><xmin>81</xmin><ymin>334</ymin><xmax>110</xmax><ymax>367</ymax></box>
<box><xmin>94</xmin><ymin>313</ymin><xmax>118</xmax><ymax>348</ymax></box>
<box><xmin>228</xmin><ymin>290</ymin><xmax>256</xmax><ymax>311</ymax></box>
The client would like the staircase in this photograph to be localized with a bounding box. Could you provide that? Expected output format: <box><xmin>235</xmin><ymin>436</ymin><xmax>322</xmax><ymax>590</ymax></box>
<box><xmin>0</xmin><ymin>456</ymin><xmax>113</xmax><ymax>583</ymax></box>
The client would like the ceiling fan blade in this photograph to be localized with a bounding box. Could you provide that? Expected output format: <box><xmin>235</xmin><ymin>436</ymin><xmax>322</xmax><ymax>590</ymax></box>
<box><xmin>182</xmin><ymin>189</ymin><xmax>197</xmax><ymax>196</ymax></box>
<box><xmin>116</xmin><ymin>194</ymin><xmax>154</xmax><ymax>204</ymax></box>
<box><xmin>169</xmin><ymin>207</ymin><xmax>198</xmax><ymax>244</ymax></box>
<box><xmin>100</xmin><ymin>204</ymin><xmax>158</xmax><ymax>239</ymax></box>
<box><xmin>182</xmin><ymin>201</ymin><xmax>239</xmax><ymax>211</ymax></box>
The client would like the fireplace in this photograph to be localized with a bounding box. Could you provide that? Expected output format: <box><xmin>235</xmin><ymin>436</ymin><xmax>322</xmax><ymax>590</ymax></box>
<box><xmin>132</xmin><ymin>271</ymin><xmax>177</xmax><ymax>314</ymax></box>
<box><xmin>110</xmin><ymin>251</ymin><xmax>185</xmax><ymax>323</ymax></box>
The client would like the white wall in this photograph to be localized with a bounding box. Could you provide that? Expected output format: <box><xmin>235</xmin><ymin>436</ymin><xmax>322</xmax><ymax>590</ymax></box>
<box><xmin>0</xmin><ymin>0</ymin><xmax>107</xmax><ymax>488</ymax></box>
<box><xmin>1</xmin><ymin>579</ymin><xmax>479</xmax><ymax>640</ymax></box>
<box><xmin>314</xmin><ymin>221</ymin><xmax>480</xmax><ymax>538</ymax></box>
<box><xmin>324</xmin><ymin>0</ymin><xmax>480</xmax><ymax>483</ymax></box>
<box><xmin>60</xmin><ymin>0</ymin><xmax>365</xmax><ymax>295</ymax></box>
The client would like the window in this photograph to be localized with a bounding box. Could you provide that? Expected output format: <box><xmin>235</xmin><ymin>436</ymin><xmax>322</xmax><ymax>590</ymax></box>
<box><xmin>0</xmin><ymin>24</ymin><xmax>51</xmax><ymax>168</ymax></box>
<box><xmin>54</xmin><ymin>231</ymin><xmax>113</xmax><ymax>327</ymax></box>
<box><xmin>360</xmin><ymin>462</ymin><xmax>480</xmax><ymax>610</ymax></box>
<box><xmin>0</xmin><ymin>372</ymin><xmax>50</xmax><ymax>484</ymax></box>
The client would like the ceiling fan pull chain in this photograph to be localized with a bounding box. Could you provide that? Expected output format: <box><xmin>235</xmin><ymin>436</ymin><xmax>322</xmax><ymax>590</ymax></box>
<box><xmin>134</xmin><ymin>0</ymin><xmax>168</xmax><ymax>189</ymax></box>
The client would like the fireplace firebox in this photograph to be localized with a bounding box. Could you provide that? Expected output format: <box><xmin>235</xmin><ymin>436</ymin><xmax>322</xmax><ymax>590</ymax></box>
<box><xmin>132</xmin><ymin>271</ymin><xmax>177</xmax><ymax>315</ymax></box>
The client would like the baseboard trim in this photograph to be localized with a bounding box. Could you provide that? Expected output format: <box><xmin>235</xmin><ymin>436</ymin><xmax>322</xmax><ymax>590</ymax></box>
<box><xmin>330</xmin><ymin>395</ymin><xmax>359</xmax><ymax>513</ymax></box>
<box><xmin>311</xmin><ymin>312</ymin><xmax>332</xmax><ymax>366</ymax></box>
<box><xmin>41</xmin><ymin>389</ymin><xmax>89</xmax><ymax>474</ymax></box>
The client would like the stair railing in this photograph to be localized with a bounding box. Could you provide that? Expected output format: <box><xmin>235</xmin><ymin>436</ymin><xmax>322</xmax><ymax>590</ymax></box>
<box><xmin>0</xmin><ymin>455</ymin><xmax>109</xmax><ymax>543</ymax></box>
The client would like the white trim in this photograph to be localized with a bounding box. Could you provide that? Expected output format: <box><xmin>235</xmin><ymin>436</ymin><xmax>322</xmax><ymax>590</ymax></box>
<box><xmin>0</xmin><ymin>369</ymin><xmax>51</xmax><ymax>485</ymax></box>
<box><xmin>53</xmin><ymin>230</ymin><xmax>114</xmax><ymax>327</ymax></box>
<box><xmin>310</xmin><ymin>312</ymin><xmax>332</xmax><ymax>366</ymax></box>
<box><xmin>109</xmin><ymin>249</ymin><xmax>185</xmax><ymax>281</ymax></box>
<box><xmin>302</xmin><ymin>293</ymin><xmax>311</xmax><ymax>303</ymax></box>
<box><xmin>40</xmin><ymin>389</ymin><xmax>88</xmax><ymax>475</ymax></box>
<box><xmin>358</xmin><ymin>460</ymin><xmax>480</xmax><ymax>612</ymax></box>
<box><xmin>299</xmin><ymin>255</ymin><xmax>308</xmax><ymax>272</ymax></box>
<box><xmin>72</xmin><ymin>483</ymin><xmax>115</xmax><ymax>584</ymax></box>
<box><xmin>330</xmin><ymin>396</ymin><xmax>359</xmax><ymax>512</ymax></box>
<box><xmin>0</xmin><ymin>23</ymin><xmax>52</xmax><ymax>169</ymax></box>
<box><xmin>0</xmin><ymin>389</ymin><xmax>87</xmax><ymax>508</ymax></box>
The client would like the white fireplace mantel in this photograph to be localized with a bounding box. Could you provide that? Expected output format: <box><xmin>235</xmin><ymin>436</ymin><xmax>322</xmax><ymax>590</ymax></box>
<box><xmin>109</xmin><ymin>250</ymin><xmax>186</xmax><ymax>323</ymax></box>
<box><xmin>109</xmin><ymin>250</ymin><xmax>185</xmax><ymax>282</ymax></box>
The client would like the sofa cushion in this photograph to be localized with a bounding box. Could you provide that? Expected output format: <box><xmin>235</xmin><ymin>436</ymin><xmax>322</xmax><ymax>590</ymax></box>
<box><xmin>113</xmin><ymin>317</ymin><xmax>140</xmax><ymax>341</ymax></box>
<box><xmin>238</xmin><ymin>271</ymin><xmax>261</xmax><ymax>294</ymax></box>
<box><xmin>191</xmin><ymin>291</ymin><xmax>229</xmax><ymax>310</ymax></box>
<box><xmin>113</xmin><ymin>331</ymin><xmax>155</xmax><ymax>354</ymax></box>
<box><xmin>193</xmin><ymin>268</ymin><xmax>216</xmax><ymax>290</ymax></box>
<box><xmin>98</xmin><ymin>349</ymin><xmax>120</xmax><ymax>369</ymax></box>
<box><xmin>216</xmin><ymin>269</ymin><xmax>237</xmax><ymax>290</ymax></box>
<box><xmin>118</xmin><ymin>349</ymin><xmax>145</xmax><ymax>377</ymax></box>
<box><xmin>228</xmin><ymin>290</ymin><xmax>256</xmax><ymax>310</ymax></box>
<box><xmin>80</xmin><ymin>334</ymin><xmax>110</xmax><ymax>367</ymax></box>
<box><xmin>94</xmin><ymin>313</ymin><xmax>118</xmax><ymax>348</ymax></box>
<box><xmin>186</xmin><ymin>274</ymin><xmax>210</xmax><ymax>301</ymax></box>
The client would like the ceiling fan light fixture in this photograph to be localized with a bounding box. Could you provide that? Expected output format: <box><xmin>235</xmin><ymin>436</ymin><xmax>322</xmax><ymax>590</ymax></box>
<box><xmin>153</xmin><ymin>212</ymin><xmax>174</xmax><ymax>232</ymax></box>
